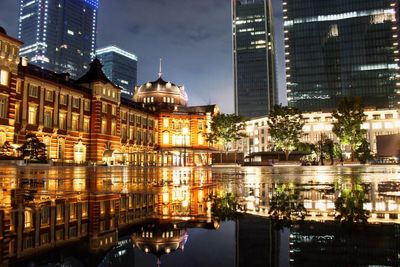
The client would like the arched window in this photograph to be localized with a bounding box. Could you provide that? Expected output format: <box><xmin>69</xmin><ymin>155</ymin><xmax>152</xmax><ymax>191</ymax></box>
<box><xmin>74</xmin><ymin>141</ymin><xmax>87</xmax><ymax>164</ymax></box>
<box><xmin>24</xmin><ymin>209</ymin><xmax>32</xmax><ymax>228</ymax></box>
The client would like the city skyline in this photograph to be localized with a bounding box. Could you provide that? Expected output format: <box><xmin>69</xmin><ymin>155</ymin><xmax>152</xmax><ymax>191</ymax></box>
<box><xmin>0</xmin><ymin>0</ymin><xmax>286</xmax><ymax>114</ymax></box>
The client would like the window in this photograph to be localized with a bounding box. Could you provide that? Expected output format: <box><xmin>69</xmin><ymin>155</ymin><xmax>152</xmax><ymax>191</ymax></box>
<box><xmin>163</xmin><ymin>132</ymin><xmax>169</xmax><ymax>144</ymax></box>
<box><xmin>129</xmin><ymin>127</ymin><xmax>134</xmax><ymax>140</ymax></box>
<box><xmin>100</xmin><ymin>201</ymin><xmax>106</xmax><ymax>215</ymax></box>
<box><xmin>24</xmin><ymin>210</ymin><xmax>32</xmax><ymax>228</ymax></box>
<box><xmin>136</xmin><ymin>116</ymin><xmax>141</xmax><ymax>125</ymax></box>
<box><xmin>198</xmin><ymin>133</ymin><xmax>204</xmax><ymax>145</ymax></box>
<box><xmin>56</xmin><ymin>204</ymin><xmax>64</xmax><ymax>222</ymax></box>
<box><xmin>101</xmin><ymin>119</ymin><xmax>107</xmax><ymax>134</ymax></box>
<box><xmin>28</xmin><ymin>105</ymin><xmax>37</xmax><ymax>125</ymax></box>
<box><xmin>82</xmin><ymin>203</ymin><xmax>88</xmax><ymax>218</ymax></box>
<box><xmin>59</xmin><ymin>113</ymin><xmax>66</xmax><ymax>130</ymax></box>
<box><xmin>72</xmin><ymin>97</ymin><xmax>80</xmax><ymax>108</ymax></box>
<box><xmin>129</xmin><ymin>114</ymin><xmax>135</xmax><ymax>122</ymax></box>
<box><xmin>28</xmin><ymin>84</ymin><xmax>39</xmax><ymax>97</ymax></box>
<box><xmin>16</xmin><ymin>80</ymin><xmax>21</xmax><ymax>93</ymax></box>
<box><xmin>121</xmin><ymin>125</ymin><xmax>127</xmax><ymax>139</ymax></box>
<box><xmin>41</xmin><ymin>206</ymin><xmax>50</xmax><ymax>225</ymax></box>
<box><xmin>102</xmin><ymin>103</ymin><xmax>107</xmax><ymax>113</ymax></box>
<box><xmin>0</xmin><ymin>96</ymin><xmax>7</xmax><ymax>119</ymax></box>
<box><xmin>45</xmin><ymin>90</ymin><xmax>53</xmax><ymax>101</ymax></box>
<box><xmin>83</xmin><ymin>118</ymin><xmax>90</xmax><ymax>133</ymax></box>
<box><xmin>44</xmin><ymin>110</ymin><xmax>52</xmax><ymax>128</ymax></box>
<box><xmin>70</xmin><ymin>203</ymin><xmax>76</xmax><ymax>220</ymax></box>
<box><xmin>198</xmin><ymin>120</ymin><xmax>203</xmax><ymax>130</ymax></box>
<box><xmin>15</xmin><ymin>102</ymin><xmax>20</xmax><ymax>122</ymax></box>
<box><xmin>72</xmin><ymin>114</ymin><xmax>79</xmax><ymax>131</ymax></box>
<box><xmin>111</xmin><ymin>121</ymin><xmax>116</xmax><ymax>135</ymax></box>
<box><xmin>60</xmin><ymin>94</ymin><xmax>67</xmax><ymax>105</ymax></box>
<box><xmin>0</xmin><ymin>69</ymin><xmax>9</xmax><ymax>86</ymax></box>
<box><xmin>84</xmin><ymin>100</ymin><xmax>90</xmax><ymax>111</ymax></box>
<box><xmin>112</xmin><ymin>106</ymin><xmax>116</xmax><ymax>116</ymax></box>
<box><xmin>122</xmin><ymin>111</ymin><xmax>127</xmax><ymax>120</ymax></box>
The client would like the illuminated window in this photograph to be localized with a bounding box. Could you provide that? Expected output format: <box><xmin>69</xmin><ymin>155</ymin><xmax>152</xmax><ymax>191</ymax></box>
<box><xmin>72</xmin><ymin>97</ymin><xmax>80</xmax><ymax>108</ymax></box>
<box><xmin>41</xmin><ymin>206</ymin><xmax>49</xmax><ymax>225</ymax></box>
<box><xmin>24</xmin><ymin>210</ymin><xmax>32</xmax><ymax>228</ymax></box>
<box><xmin>121</xmin><ymin>125</ymin><xmax>127</xmax><ymax>139</ymax></box>
<box><xmin>72</xmin><ymin>114</ymin><xmax>79</xmax><ymax>131</ymax></box>
<box><xmin>28</xmin><ymin>84</ymin><xmax>38</xmax><ymax>97</ymax></box>
<box><xmin>44</xmin><ymin>110</ymin><xmax>52</xmax><ymax>128</ymax></box>
<box><xmin>15</xmin><ymin>102</ymin><xmax>20</xmax><ymax>122</ymax></box>
<box><xmin>83</xmin><ymin>118</ymin><xmax>90</xmax><ymax>133</ymax></box>
<box><xmin>198</xmin><ymin>120</ymin><xmax>203</xmax><ymax>130</ymax></box>
<box><xmin>102</xmin><ymin>103</ymin><xmax>107</xmax><ymax>113</ymax></box>
<box><xmin>16</xmin><ymin>80</ymin><xmax>21</xmax><ymax>93</ymax></box>
<box><xmin>60</xmin><ymin>94</ymin><xmax>67</xmax><ymax>105</ymax></box>
<box><xmin>0</xmin><ymin>69</ymin><xmax>9</xmax><ymax>86</ymax></box>
<box><xmin>59</xmin><ymin>113</ymin><xmax>66</xmax><ymax>130</ymax></box>
<box><xmin>84</xmin><ymin>100</ymin><xmax>90</xmax><ymax>111</ymax></box>
<box><xmin>45</xmin><ymin>90</ymin><xmax>53</xmax><ymax>101</ymax></box>
<box><xmin>111</xmin><ymin>121</ymin><xmax>116</xmax><ymax>135</ymax></box>
<box><xmin>101</xmin><ymin>119</ymin><xmax>107</xmax><ymax>134</ymax></box>
<box><xmin>163</xmin><ymin>118</ymin><xmax>169</xmax><ymax>128</ymax></box>
<box><xmin>28</xmin><ymin>105</ymin><xmax>37</xmax><ymax>125</ymax></box>
<box><xmin>0</xmin><ymin>96</ymin><xmax>7</xmax><ymax>119</ymax></box>
<box><xmin>198</xmin><ymin>133</ymin><xmax>204</xmax><ymax>145</ymax></box>
<box><xmin>112</xmin><ymin>106</ymin><xmax>116</xmax><ymax>115</ymax></box>
<box><xmin>163</xmin><ymin>131</ymin><xmax>169</xmax><ymax>144</ymax></box>
<box><xmin>122</xmin><ymin>111</ymin><xmax>127</xmax><ymax>120</ymax></box>
<box><xmin>129</xmin><ymin>127</ymin><xmax>134</xmax><ymax>140</ymax></box>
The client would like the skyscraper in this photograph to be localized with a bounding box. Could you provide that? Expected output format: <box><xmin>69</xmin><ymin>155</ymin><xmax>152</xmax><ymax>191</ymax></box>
<box><xmin>232</xmin><ymin>0</ymin><xmax>277</xmax><ymax>118</ymax></box>
<box><xmin>18</xmin><ymin>0</ymin><xmax>99</xmax><ymax>78</ymax></box>
<box><xmin>285</xmin><ymin>0</ymin><xmax>400</xmax><ymax>111</ymax></box>
<box><xmin>96</xmin><ymin>46</ymin><xmax>138</xmax><ymax>99</ymax></box>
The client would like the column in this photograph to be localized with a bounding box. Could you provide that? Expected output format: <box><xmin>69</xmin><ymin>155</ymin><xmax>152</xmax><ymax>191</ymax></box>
<box><xmin>54</xmin><ymin>91</ymin><xmax>59</xmax><ymax>127</ymax></box>
<box><xmin>38</xmin><ymin>87</ymin><xmax>44</xmax><ymax>126</ymax></box>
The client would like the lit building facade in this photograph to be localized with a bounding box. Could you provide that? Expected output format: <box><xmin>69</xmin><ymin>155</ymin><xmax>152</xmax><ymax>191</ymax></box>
<box><xmin>234</xmin><ymin>109</ymin><xmax>400</xmax><ymax>158</ymax></box>
<box><xmin>96</xmin><ymin>46</ymin><xmax>138</xmax><ymax>99</ymax></box>
<box><xmin>18</xmin><ymin>0</ymin><xmax>98</xmax><ymax>78</ymax></box>
<box><xmin>284</xmin><ymin>0</ymin><xmax>400</xmax><ymax>111</ymax></box>
<box><xmin>232</xmin><ymin>0</ymin><xmax>277</xmax><ymax>118</ymax></box>
<box><xmin>0</xmin><ymin>28</ymin><xmax>218</xmax><ymax>166</ymax></box>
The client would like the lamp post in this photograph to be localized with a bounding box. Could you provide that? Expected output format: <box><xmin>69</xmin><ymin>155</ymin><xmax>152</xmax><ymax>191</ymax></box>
<box><xmin>182</xmin><ymin>127</ymin><xmax>189</xmax><ymax>167</ymax></box>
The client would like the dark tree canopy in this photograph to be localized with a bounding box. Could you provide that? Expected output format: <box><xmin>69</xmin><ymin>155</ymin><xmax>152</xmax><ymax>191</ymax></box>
<box><xmin>332</xmin><ymin>97</ymin><xmax>367</xmax><ymax>161</ymax></box>
<box><xmin>206</xmin><ymin>113</ymin><xmax>247</xmax><ymax>150</ymax></box>
<box><xmin>267</xmin><ymin>104</ymin><xmax>305</xmax><ymax>160</ymax></box>
<box><xmin>18</xmin><ymin>133</ymin><xmax>47</xmax><ymax>162</ymax></box>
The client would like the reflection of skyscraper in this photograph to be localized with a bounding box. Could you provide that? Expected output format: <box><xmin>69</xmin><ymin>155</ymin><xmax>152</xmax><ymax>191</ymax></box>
<box><xmin>96</xmin><ymin>46</ymin><xmax>138</xmax><ymax>99</ymax></box>
<box><xmin>18</xmin><ymin>0</ymin><xmax>99</xmax><ymax>78</ymax></box>
<box><xmin>232</xmin><ymin>0</ymin><xmax>277</xmax><ymax>118</ymax></box>
<box><xmin>284</xmin><ymin>0</ymin><xmax>400</xmax><ymax>111</ymax></box>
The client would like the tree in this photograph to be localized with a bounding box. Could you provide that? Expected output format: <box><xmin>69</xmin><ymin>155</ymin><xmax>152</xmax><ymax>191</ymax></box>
<box><xmin>355</xmin><ymin>139</ymin><xmax>373</xmax><ymax>164</ymax></box>
<box><xmin>269</xmin><ymin>183</ymin><xmax>306</xmax><ymax>229</ymax></box>
<box><xmin>209</xmin><ymin>193</ymin><xmax>242</xmax><ymax>220</ymax></box>
<box><xmin>267</xmin><ymin>104</ymin><xmax>305</xmax><ymax>161</ymax></box>
<box><xmin>335</xmin><ymin>178</ymin><xmax>369</xmax><ymax>225</ymax></box>
<box><xmin>332</xmin><ymin>97</ymin><xmax>367</xmax><ymax>161</ymax></box>
<box><xmin>316</xmin><ymin>135</ymin><xmax>337</xmax><ymax>165</ymax></box>
<box><xmin>206</xmin><ymin>113</ymin><xmax>247</xmax><ymax>151</ymax></box>
<box><xmin>18</xmin><ymin>133</ymin><xmax>47</xmax><ymax>162</ymax></box>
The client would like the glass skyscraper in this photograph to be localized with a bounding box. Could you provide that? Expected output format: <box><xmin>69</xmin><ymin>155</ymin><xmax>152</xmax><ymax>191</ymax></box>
<box><xmin>232</xmin><ymin>0</ymin><xmax>277</xmax><ymax>118</ymax></box>
<box><xmin>18</xmin><ymin>0</ymin><xmax>99</xmax><ymax>78</ymax></box>
<box><xmin>96</xmin><ymin>46</ymin><xmax>138</xmax><ymax>99</ymax></box>
<box><xmin>285</xmin><ymin>0</ymin><xmax>400</xmax><ymax>111</ymax></box>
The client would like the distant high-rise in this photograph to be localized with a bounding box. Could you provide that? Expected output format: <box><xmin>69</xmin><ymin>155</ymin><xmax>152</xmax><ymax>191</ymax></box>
<box><xmin>18</xmin><ymin>0</ymin><xmax>99</xmax><ymax>78</ymax></box>
<box><xmin>285</xmin><ymin>0</ymin><xmax>400</xmax><ymax>111</ymax></box>
<box><xmin>232</xmin><ymin>0</ymin><xmax>277</xmax><ymax>118</ymax></box>
<box><xmin>96</xmin><ymin>46</ymin><xmax>138</xmax><ymax>99</ymax></box>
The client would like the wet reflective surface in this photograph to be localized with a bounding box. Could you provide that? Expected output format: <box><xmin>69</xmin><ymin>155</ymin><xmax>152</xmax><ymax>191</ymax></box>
<box><xmin>0</xmin><ymin>165</ymin><xmax>399</xmax><ymax>266</ymax></box>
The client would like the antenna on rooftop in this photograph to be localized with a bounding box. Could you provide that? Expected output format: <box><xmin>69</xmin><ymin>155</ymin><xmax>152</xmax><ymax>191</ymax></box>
<box><xmin>158</xmin><ymin>58</ymin><xmax>163</xmax><ymax>78</ymax></box>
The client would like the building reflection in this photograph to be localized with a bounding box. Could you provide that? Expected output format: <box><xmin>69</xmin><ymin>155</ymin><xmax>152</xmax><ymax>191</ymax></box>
<box><xmin>0</xmin><ymin>167</ymin><xmax>217</xmax><ymax>266</ymax></box>
<box><xmin>0</xmin><ymin>166</ymin><xmax>400</xmax><ymax>266</ymax></box>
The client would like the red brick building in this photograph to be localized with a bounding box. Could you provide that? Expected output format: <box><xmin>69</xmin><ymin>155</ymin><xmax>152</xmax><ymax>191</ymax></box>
<box><xmin>0</xmin><ymin>27</ymin><xmax>218</xmax><ymax>166</ymax></box>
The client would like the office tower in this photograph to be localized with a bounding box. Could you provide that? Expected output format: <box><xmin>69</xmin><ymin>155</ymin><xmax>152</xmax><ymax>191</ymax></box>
<box><xmin>284</xmin><ymin>0</ymin><xmax>400</xmax><ymax>111</ymax></box>
<box><xmin>18</xmin><ymin>0</ymin><xmax>99</xmax><ymax>78</ymax></box>
<box><xmin>96</xmin><ymin>46</ymin><xmax>138</xmax><ymax>99</ymax></box>
<box><xmin>232</xmin><ymin>0</ymin><xmax>277</xmax><ymax>118</ymax></box>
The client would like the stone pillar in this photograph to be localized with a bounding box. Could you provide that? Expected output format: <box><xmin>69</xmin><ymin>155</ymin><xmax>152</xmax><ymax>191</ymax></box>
<box><xmin>67</xmin><ymin>96</ymin><xmax>72</xmax><ymax>130</ymax></box>
<box><xmin>39</xmin><ymin>87</ymin><xmax>44</xmax><ymax>126</ymax></box>
<box><xmin>54</xmin><ymin>91</ymin><xmax>59</xmax><ymax>127</ymax></box>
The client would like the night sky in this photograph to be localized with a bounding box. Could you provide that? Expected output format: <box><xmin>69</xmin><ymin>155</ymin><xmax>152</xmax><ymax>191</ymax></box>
<box><xmin>0</xmin><ymin>0</ymin><xmax>285</xmax><ymax>113</ymax></box>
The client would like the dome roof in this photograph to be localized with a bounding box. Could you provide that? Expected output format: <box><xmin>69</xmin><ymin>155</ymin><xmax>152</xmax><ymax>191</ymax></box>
<box><xmin>0</xmin><ymin>26</ymin><xmax>7</xmax><ymax>35</ymax></box>
<box><xmin>133</xmin><ymin>75</ymin><xmax>188</xmax><ymax>106</ymax></box>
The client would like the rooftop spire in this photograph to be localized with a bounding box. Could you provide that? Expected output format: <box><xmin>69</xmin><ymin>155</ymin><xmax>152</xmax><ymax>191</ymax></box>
<box><xmin>158</xmin><ymin>58</ymin><xmax>163</xmax><ymax>78</ymax></box>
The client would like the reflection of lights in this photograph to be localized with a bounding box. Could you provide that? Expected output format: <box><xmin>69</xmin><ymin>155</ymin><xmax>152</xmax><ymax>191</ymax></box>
<box><xmin>388</xmin><ymin>201</ymin><xmax>397</xmax><ymax>211</ymax></box>
<box><xmin>163</xmin><ymin>192</ymin><xmax>169</xmax><ymax>203</ymax></box>
<box><xmin>182</xmin><ymin>200</ymin><xmax>188</xmax><ymax>207</ymax></box>
<box><xmin>304</xmin><ymin>200</ymin><xmax>312</xmax><ymax>209</ymax></box>
<box><xmin>165</xmin><ymin>248</ymin><xmax>171</xmax><ymax>254</ymax></box>
<box><xmin>376</xmin><ymin>202</ymin><xmax>386</xmax><ymax>211</ymax></box>
<box><xmin>316</xmin><ymin>200</ymin><xmax>326</xmax><ymax>211</ymax></box>
<box><xmin>363</xmin><ymin>202</ymin><xmax>372</xmax><ymax>211</ymax></box>
<box><xmin>326</xmin><ymin>201</ymin><xmax>335</xmax><ymax>209</ymax></box>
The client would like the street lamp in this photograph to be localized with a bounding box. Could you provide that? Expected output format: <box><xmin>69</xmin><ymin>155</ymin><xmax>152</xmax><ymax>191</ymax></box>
<box><xmin>182</xmin><ymin>127</ymin><xmax>189</xmax><ymax>166</ymax></box>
